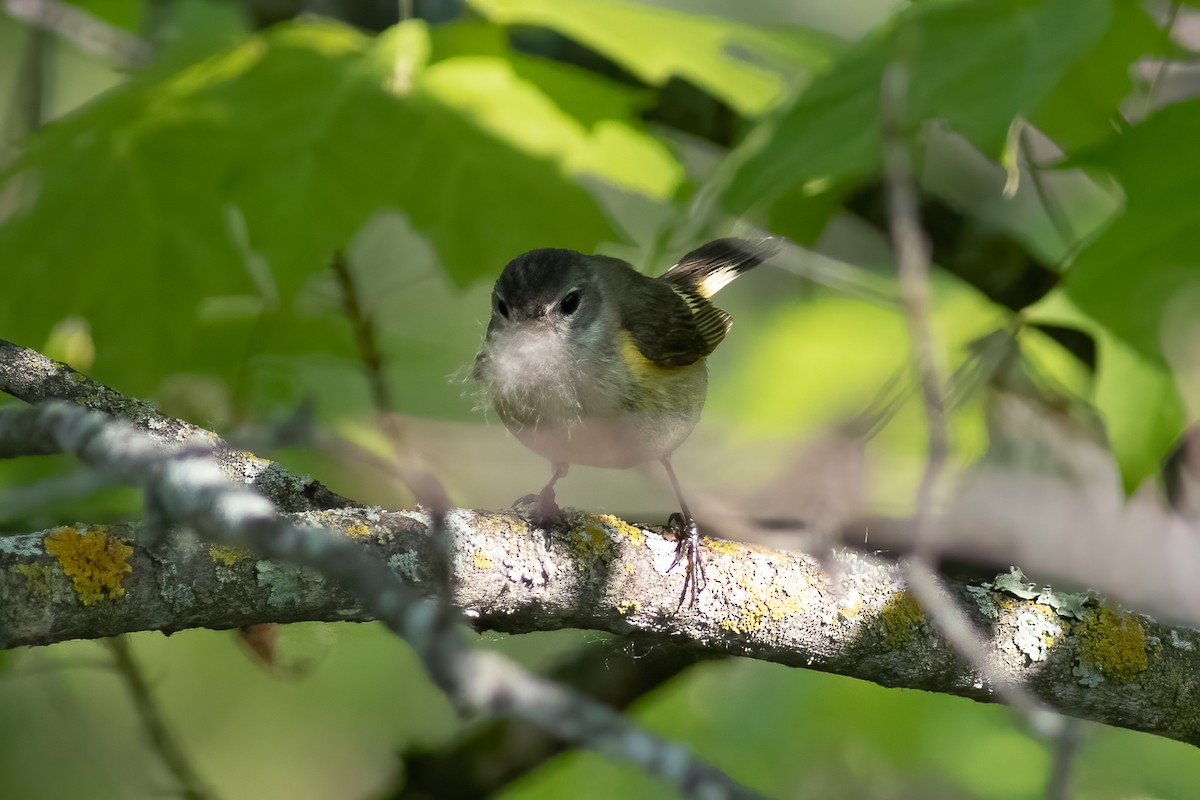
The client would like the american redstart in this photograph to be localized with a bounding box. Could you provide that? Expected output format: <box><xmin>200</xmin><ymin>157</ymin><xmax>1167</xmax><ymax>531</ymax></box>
<box><xmin>473</xmin><ymin>237</ymin><xmax>779</xmax><ymax>604</ymax></box>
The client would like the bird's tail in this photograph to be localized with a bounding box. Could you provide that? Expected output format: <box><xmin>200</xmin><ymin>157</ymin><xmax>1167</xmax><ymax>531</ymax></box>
<box><xmin>659</xmin><ymin>236</ymin><xmax>781</xmax><ymax>299</ymax></box>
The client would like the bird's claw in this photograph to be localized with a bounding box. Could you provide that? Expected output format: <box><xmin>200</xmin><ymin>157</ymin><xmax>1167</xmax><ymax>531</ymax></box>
<box><xmin>512</xmin><ymin>491</ymin><xmax>563</xmax><ymax>528</ymax></box>
<box><xmin>666</xmin><ymin>512</ymin><xmax>706</xmax><ymax>608</ymax></box>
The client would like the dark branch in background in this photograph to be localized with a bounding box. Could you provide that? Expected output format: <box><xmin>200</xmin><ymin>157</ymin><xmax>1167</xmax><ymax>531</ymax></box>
<box><xmin>330</xmin><ymin>250</ymin><xmax>452</xmax><ymax>585</ymax></box>
<box><xmin>0</xmin><ymin>336</ymin><xmax>353</xmax><ymax>512</ymax></box>
<box><xmin>393</xmin><ymin>640</ymin><xmax>711</xmax><ymax>800</ymax></box>
<box><xmin>0</xmin><ymin>399</ymin><xmax>759</xmax><ymax>800</ymax></box>
<box><xmin>106</xmin><ymin>636</ymin><xmax>215</xmax><ymax>800</ymax></box>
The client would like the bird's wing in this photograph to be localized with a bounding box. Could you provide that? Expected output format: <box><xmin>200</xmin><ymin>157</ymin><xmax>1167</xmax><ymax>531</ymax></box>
<box><xmin>600</xmin><ymin>260</ymin><xmax>726</xmax><ymax>369</ymax></box>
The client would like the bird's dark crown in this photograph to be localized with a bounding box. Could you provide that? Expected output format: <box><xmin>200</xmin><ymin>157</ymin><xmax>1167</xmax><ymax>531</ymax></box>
<box><xmin>493</xmin><ymin>248</ymin><xmax>594</xmax><ymax>318</ymax></box>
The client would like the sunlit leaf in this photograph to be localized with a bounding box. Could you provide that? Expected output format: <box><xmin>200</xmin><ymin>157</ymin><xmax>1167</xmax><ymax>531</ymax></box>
<box><xmin>721</xmin><ymin>0</ymin><xmax>1111</xmax><ymax>215</ymax></box>
<box><xmin>0</xmin><ymin>18</ymin><xmax>617</xmax><ymax>397</ymax></box>
<box><xmin>470</xmin><ymin>0</ymin><xmax>841</xmax><ymax>115</ymax></box>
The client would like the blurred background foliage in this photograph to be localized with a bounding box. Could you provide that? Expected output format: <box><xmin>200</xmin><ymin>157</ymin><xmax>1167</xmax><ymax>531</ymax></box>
<box><xmin>3</xmin><ymin>0</ymin><xmax>1200</xmax><ymax>797</ymax></box>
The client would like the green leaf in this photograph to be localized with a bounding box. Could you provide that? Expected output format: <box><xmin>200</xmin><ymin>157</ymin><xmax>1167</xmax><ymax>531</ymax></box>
<box><xmin>722</xmin><ymin>0</ymin><xmax>1111</xmax><ymax>215</ymax></box>
<box><xmin>417</xmin><ymin>55</ymin><xmax>682</xmax><ymax>200</ymax></box>
<box><xmin>0</xmin><ymin>18</ymin><xmax>619</xmax><ymax>397</ymax></box>
<box><xmin>469</xmin><ymin>0</ymin><xmax>841</xmax><ymax>115</ymax></box>
<box><xmin>1032</xmin><ymin>0</ymin><xmax>1161</xmax><ymax>150</ymax></box>
<box><xmin>1028</xmin><ymin>290</ymin><xmax>1185</xmax><ymax>490</ymax></box>
<box><xmin>1063</xmin><ymin>98</ymin><xmax>1200</xmax><ymax>361</ymax></box>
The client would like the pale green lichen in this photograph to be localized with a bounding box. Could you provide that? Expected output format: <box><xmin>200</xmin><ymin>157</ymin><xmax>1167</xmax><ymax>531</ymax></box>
<box><xmin>1076</xmin><ymin>605</ymin><xmax>1148</xmax><ymax>684</ymax></box>
<box><xmin>256</xmin><ymin>560</ymin><xmax>325</xmax><ymax>607</ymax></box>
<box><xmin>43</xmin><ymin>526</ymin><xmax>133</xmax><ymax>605</ymax></box>
<box><xmin>388</xmin><ymin>551</ymin><xmax>421</xmax><ymax>582</ymax></box>
<box><xmin>978</xmin><ymin>568</ymin><xmax>1093</xmax><ymax>621</ymax></box>
<box><xmin>157</xmin><ymin>562</ymin><xmax>195</xmax><ymax>612</ymax></box>
<box><xmin>966</xmin><ymin>584</ymin><xmax>999</xmax><ymax>619</ymax></box>
<box><xmin>1170</xmin><ymin>630</ymin><xmax>1195</xmax><ymax>651</ymax></box>
<box><xmin>990</xmin><ymin>567</ymin><xmax>1040</xmax><ymax>600</ymax></box>
<box><xmin>1037</xmin><ymin>589</ymin><xmax>1093</xmax><ymax>620</ymax></box>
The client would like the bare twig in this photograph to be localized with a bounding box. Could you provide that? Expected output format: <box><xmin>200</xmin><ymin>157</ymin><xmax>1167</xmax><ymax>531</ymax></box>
<box><xmin>879</xmin><ymin>58</ymin><xmax>947</xmax><ymax>554</ymax></box>
<box><xmin>3</xmin><ymin>0</ymin><xmax>151</xmax><ymax>66</ymax></box>
<box><xmin>1142</xmin><ymin>0</ymin><xmax>1184</xmax><ymax>118</ymax></box>
<box><xmin>879</xmin><ymin>49</ymin><xmax>1077</xmax><ymax>793</ymax></box>
<box><xmin>330</xmin><ymin>251</ymin><xmax>452</xmax><ymax>587</ymax></box>
<box><xmin>106</xmin><ymin>636</ymin><xmax>216</xmax><ymax>800</ymax></box>
<box><xmin>1018</xmin><ymin>128</ymin><xmax>1077</xmax><ymax>257</ymax></box>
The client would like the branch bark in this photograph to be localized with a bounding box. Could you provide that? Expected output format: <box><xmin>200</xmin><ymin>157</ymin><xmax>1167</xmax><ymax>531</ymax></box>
<box><xmin>4</xmin><ymin>502</ymin><xmax>1200</xmax><ymax>749</ymax></box>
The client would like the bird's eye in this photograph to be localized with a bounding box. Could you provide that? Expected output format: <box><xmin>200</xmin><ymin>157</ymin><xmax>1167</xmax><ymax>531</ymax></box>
<box><xmin>559</xmin><ymin>290</ymin><xmax>581</xmax><ymax>316</ymax></box>
<box><xmin>495</xmin><ymin>296</ymin><xmax>509</xmax><ymax>318</ymax></box>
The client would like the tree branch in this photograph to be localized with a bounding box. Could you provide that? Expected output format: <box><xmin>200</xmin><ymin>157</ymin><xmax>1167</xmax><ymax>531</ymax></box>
<box><xmin>0</xmin><ymin>399</ymin><xmax>760</xmax><ymax>799</ymax></box>
<box><xmin>3</xmin><ymin>498</ymin><xmax>1199</xmax><ymax>749</ymax></box>
<box><xmin>0</xmin><ymin>336</ymin><xmax>352</xmax><ymax>512</ymax></box>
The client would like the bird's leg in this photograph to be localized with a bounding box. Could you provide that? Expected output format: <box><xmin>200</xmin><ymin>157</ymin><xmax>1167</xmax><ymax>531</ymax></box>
<box><xmin>662</xmin><ymin>456</ymin><xmax>706</xmax><ymax>607</ymax></box>
<box><xmin>530</xmin><ymin>462</ymin><xmax>569</xmax><ymax>524</ymax></box>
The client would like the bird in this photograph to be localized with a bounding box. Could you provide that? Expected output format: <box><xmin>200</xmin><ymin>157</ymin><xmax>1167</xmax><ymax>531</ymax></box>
<box><xmin>473</xmin><ymin>237</ymin><xmax>779</xmax><ymax>605</ymax></box>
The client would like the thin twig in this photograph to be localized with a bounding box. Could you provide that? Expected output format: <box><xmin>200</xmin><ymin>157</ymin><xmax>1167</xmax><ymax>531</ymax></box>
<box><xmin>106</xmin><ymin>636</ymin><xmax>216</xmax><ymax>800</ymax></box>
<box><xmin>2</xmin><ymin>0</ymin><xmax>151</xmax><ymax>65</ymax></box>
<box><xmin>1018</xmin><ymin>128</ymin><xmax>1077</xmax><ymax>258</ymax></box>
<box><xmin>330</xmin><ymin>251</ymin><xmax>452</xmax><ymax>590</ymax></box>
<box><xmin>1142</xmin><ymin>0</ymin><xmax>1184</xmax><ymax>118</ymax></box>
<box><xmin>879</xmin><ymin>48</ymin><xmax>1074</xmax><ymax>793</ymax></box>
<box><xmin>1044</xmin><ymin>717</ymin><xmax>1083</xmax><ymax>800</ymax></box>
<box><xmin>879</xmin><ymin>57</ymin><xmax>947</xmax><ymax>556</ymax></box>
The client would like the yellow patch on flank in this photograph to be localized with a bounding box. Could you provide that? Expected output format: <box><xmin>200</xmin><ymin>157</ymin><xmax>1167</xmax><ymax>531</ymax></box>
<box><xmin>44</xmin><ymin>526</ymin><xmax>133</xmax><ymax>605</ymax></box>
<box><xmin>617</xmin><ymin>330</ymin><xmax>674</xmax><ymax>379</ymax></box>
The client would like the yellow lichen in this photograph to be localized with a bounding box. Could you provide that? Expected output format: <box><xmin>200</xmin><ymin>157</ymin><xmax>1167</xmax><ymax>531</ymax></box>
<box><xmin>596</xmin><ymin>514</ymin><xmax>644</xmax><ymax>545</ymax></box>
<box><xmin>1078</xmin><ymin>605</ymin><xmax>1148</xmax><ymax>683</ymax></box>
<box><xmin>15</xmin><ymin>563</ymin><xmax>54</xmax><ymax>598</ymax></box>
<box><xmin>209</xmin><ymin>544</ymin><xmax>251</xmax><ymax>567</ymax></box>
<box><xmin>879</xmin><ymin>590</ymin><xmax>924</xmax><ymax>647</ymax></box>
<box><xmin>838</xmin><ymin>597</ymin><xmax>863</xmax><ymax>619</ymax></box>
<box><xmin>571</xmin><ymin>521</ymin><xmax>612</xmax><ymax>569</ymax></box>
<box><xmin>344</xmin><ymin>523</ymin><xmax>370</xmax><ymax>537</ymax></box>
<box><xmin>44</xmin><ymin>526</ymin><xmax>133</xmax><ymax>605</ymax></box>
<box><xmin>704</xmin><ymin>538</ymin><xmax>743</xmax><ymax>556</ymax></box>
<box><xmin>617</xmin><ymin>599</ymin><xmax>641</xmax><ymax>615</ymax></box>
<box><xmin>473</xmin><ymin>549</ymin><xmax>494</xmax><ymax>570</ymax></box>
<box><xmin>721</xmin><ymin>573</ymin><xmax>802</xmax><ymax>633</ymax></box>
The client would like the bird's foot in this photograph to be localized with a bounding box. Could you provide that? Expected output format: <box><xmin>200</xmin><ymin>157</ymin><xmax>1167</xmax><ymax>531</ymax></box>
<box><xmin>666</xmin><ymin>512</ymin><xmax>706</xmax><ymax>608</ymax></box>
<box><xmin>512</xmin><ymin>490</ymin><xmax>564</xmax><ymax>528</ymax></box>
